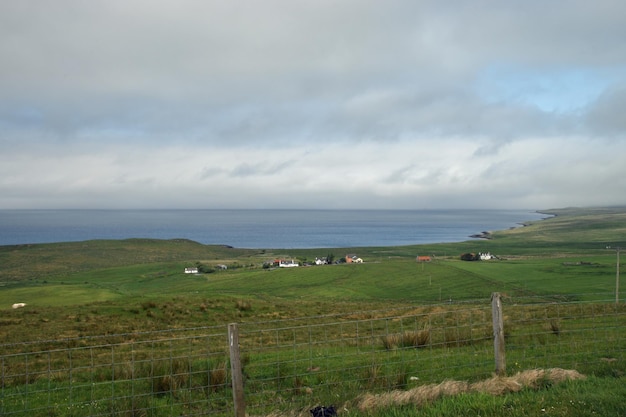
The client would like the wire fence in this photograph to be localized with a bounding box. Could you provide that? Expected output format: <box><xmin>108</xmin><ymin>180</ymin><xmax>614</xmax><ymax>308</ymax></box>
<box><xmin>1</xmin><ymin>295</ymin><xmax>625</xmax><ymax>417</ymax></box>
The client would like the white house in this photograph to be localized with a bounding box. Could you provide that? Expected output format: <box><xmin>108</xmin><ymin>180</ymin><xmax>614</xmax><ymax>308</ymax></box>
<box><xmin>479</xmin><ymin>252</ymin><xmax>493</xmax><ymax>261</ymax></box>
<box><xmin>279</xmin><ymin>259</ymin><xmax>299</xmax><ymax>268</ymax></box>
<box><xmin>184</xmin><ymin>267</ymin><xmax>199</xmax><ymax>274</ymax></box>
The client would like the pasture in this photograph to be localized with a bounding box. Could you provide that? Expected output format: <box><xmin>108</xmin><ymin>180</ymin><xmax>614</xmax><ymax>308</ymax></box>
<box><xmin>0</xmin><ymin>207</ymin><xmax>625</xmax><ymax>416</ymax></box>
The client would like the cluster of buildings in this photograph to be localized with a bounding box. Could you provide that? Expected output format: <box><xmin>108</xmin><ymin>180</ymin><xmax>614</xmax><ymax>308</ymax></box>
<box><xmin>184</xmin><ymin>253</ymin><xmax>370</xmax><ymax>274</ymax></box>
<box><xmin>184</xmin><ymin>250</ymin><xmax>501</xmax><ymax>274</ymax></box>
<box><xmin>460</xmin><ymin>252</ymin><xmax>497</xmax><ymax>261</ymax></box>
<box><xmin>273</xmin><ymin>254</ymin><xmax>364</xmax><ymax>268</ymax></box>
<box><xmin>183</xmin><ymin>264</ymin><xmax>228</xmax><ymax>274</ymax></box>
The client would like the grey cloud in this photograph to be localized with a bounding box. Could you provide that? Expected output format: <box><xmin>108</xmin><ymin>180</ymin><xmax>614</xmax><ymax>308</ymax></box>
<box><xmin>2</xmin><ymin>0</ymin><xmax>623</xmax><ymax>146</ymax></box>
<box><xmin>199</xmin><ymin>167</ymin><xmax>225</xmax><ymax>180</ymax></box>
<box><xmin>431</xmin><ymin>0</ymin><xmax>626</xmax><ymax>67</ymax></box>
<box><xmin>585</xmin><ymin>86</ymin><xmax>626</xmax><ymax>137</ymax></box>
<box><xmin>2</xmin><ymin>1</ymin><xmax>626</xmax><ymax>209</ymax></box>
<box><xmin>325</xmin><ymin>88</ymin><xmax>577</xmax><ymax>144</ymax></box>
<box><xmin>230</xmin><ymin>159</ymin><xmax>296</xmax><ymax>178</ymax></box>
<box><xmin>384</xmin><ymin>164</ymin><xmax>416</xmax><ymax>184</ymax></box>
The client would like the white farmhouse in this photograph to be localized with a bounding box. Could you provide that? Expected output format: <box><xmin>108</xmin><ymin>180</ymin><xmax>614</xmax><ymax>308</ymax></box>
<box><xmin>279</xmin><ymin>260</ymin><xmax>299</xmax><ymax>268</ymax></box>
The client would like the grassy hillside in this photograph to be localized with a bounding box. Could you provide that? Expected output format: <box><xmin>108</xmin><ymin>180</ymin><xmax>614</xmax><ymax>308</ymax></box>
<box><xmin>0</xmin><ymin>238</ymin><xmax>259</xmax><ymax>282</ymax></box>
<box><xmin>1</xmin><ymin>207</ymin><xmax>625</xmax><ymax>417</ymax></box>
<box><xmin>0</xmin><ymin>206</ymin><xmax>625</xmax><ymax>341</ymax></box>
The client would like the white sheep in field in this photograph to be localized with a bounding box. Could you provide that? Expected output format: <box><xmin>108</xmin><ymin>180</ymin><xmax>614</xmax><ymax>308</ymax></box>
<box><xmin>12</xmin><ymin>303</ymin><xmax>26</xmax><ymax>309</ymax></box>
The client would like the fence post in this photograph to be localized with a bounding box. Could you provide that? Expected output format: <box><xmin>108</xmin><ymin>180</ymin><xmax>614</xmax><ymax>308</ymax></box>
<box><xmin>491</xmin><ymin>292</ymin><xmax>506</xmax><ymax>376</ymax></box>
<box><xmin>228</xmin><ymin>323</ymin><xmax>246</xmax><ymax>417</ymax></box>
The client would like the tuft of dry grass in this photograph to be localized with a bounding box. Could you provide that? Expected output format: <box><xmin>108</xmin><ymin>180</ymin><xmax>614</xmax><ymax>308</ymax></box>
<box><xmin>235</xmin><ymin>299</ymin><xmax>252</xmax><ymax>311</ymax></box>
<box><xmin>358</xmin><ymin>380</ymin><xmax>469</xmax><ymax>410</ymax></box>
<box><xmin>549</xmin><ymin>319</ymin><xmax>561</xmax><ymax>335</ymax></box>
<box><xmin>381</xmin><ymin>328</ymin><xmax>430</xmax><ymax>350</ymax></box>
<box><xmin>357</xmin><ymin>368</ymin><xmax>586</xmax><ymax>411</ymax></box>
<box><xmin>209</xmin><ymin>361</ymin><xmax>228</xmax><ymax>392</ymax></box>
<box><xmin>148</xmin><ymin>358</ymin><xmax>192</xmax><ymax>396</ymax></box>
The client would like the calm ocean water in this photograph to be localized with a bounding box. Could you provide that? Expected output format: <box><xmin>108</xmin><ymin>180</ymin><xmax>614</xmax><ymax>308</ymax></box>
<box><xmin>0</xmin><ymin>209</ymin><xmax>547</xmax><ymax>249</ymax></box>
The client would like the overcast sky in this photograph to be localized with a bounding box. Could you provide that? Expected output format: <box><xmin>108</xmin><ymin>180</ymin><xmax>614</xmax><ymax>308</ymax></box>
<box><xmin>1</xmin><ymin>1</ymin><xmax>625</xmax><ymax>210</ymax></box>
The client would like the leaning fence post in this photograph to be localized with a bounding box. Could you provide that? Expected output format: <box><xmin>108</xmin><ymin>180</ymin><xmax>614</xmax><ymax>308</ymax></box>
<box><xmin>228</xmin><ymin>323</ymin><xmax>246</xmax><ymax>417</ymax></box>
<box><xmin>491</xmin><ymin>292</ymin><xmax>506</xmax><ymax>376</ymax></box>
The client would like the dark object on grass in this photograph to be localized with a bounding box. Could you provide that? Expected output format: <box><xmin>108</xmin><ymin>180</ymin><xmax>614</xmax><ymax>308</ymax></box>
<box><xmin>310</xmin><ymin>405</ymin><xmax>337</xmax><ymax>417</ymax></box>
<box><xmin>460</xmin><ymin>252</ymin><xmax>480</xmax><ymax>261</ymax></box>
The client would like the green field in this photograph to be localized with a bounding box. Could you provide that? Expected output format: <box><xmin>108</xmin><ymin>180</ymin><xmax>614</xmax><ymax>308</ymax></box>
<box><xmin>1</xmin><ymin>207</ymin><xmax>625</xmax><ymax>416</ymax></box>
<box><xmin>2</xmin><ymin>207</ymin><xmax>625</xmax><ymax>319</ymax></box>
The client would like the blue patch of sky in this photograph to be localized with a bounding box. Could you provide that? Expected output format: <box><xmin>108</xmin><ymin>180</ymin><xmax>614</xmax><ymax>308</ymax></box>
<box><xmin>474</xmin><ymin>65</ymin><xmax>619</xmax><ymax>113</ymax></box>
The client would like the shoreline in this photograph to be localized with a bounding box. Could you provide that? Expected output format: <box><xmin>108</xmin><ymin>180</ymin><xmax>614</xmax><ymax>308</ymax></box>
<box><xmin>468</xmin><ymin>209</ymin><xmax>554</xmax><ymax>240</ymax></box>
<box><xmin>0</xmin><ymin>209</ymin><xmax>551</xmax><ymax>249</ymax></box>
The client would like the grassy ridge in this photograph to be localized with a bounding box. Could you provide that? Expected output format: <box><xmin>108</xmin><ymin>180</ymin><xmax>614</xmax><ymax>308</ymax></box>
<box><xmin>0</xmin><ymin>238</ymin><xmax>258</xmax><ymax>282</ymax></box>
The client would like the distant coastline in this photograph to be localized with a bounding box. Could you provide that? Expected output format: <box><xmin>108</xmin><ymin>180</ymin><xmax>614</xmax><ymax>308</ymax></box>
<box><xmin>468</xmin><ymin>231</ymin><xmax>493</xmax><ymax>240</ymax></box>
<box><xmin>0</xmin><ymin>209</ymin><xmax>547</xmax><ymax>249</ymax></box>
<box><xmin>467</xmin><ymin>213</ymin><xmax>546</xmax><ymax>240</ymax></box>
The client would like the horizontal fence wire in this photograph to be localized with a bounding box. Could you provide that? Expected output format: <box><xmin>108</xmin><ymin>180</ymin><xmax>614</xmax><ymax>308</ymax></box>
<box><xmin>1</xmin><ymin>326</ymin><xmax>233</xmax><ymax>417</ymax></box>
<box><xmin>1</xmin><ymin>296</ymin><xmax>625</xmax><ymax>417</ymax></box>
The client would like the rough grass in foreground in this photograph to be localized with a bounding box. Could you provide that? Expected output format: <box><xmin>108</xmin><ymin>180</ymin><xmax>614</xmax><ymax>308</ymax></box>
<box><xmin>356</xmin><ymin>368</ymin><xmax>585</xmax><ymax>412</ymax></box>
<box><xmin>256</xmin><ymin>368</ymin><xmax>591</xmax><ymax>417</ymax></box>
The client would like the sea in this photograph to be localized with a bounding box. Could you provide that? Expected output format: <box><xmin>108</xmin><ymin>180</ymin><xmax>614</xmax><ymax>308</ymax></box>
<box><xmin>0</xmin><ymin>209</ymin><xmax>548</xmax><ymax>249</ymax></box>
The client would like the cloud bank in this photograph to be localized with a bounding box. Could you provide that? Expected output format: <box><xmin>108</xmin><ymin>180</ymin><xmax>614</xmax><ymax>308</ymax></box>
<box><xmin>1</xmin><ymin>0</ymin><xmax>625</xmax><ymax>209</ymax></box>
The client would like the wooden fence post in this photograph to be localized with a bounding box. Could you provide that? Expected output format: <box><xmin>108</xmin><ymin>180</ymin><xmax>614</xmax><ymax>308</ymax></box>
<box><xmin>491</xmin><ymin>292</ymin><xmax>506</xmax><ymax>376</ymax></box>
<box><xmin>228</xmin><ymin>323</ymin><xmax>246</xmax><ymax>417</ymax></box>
